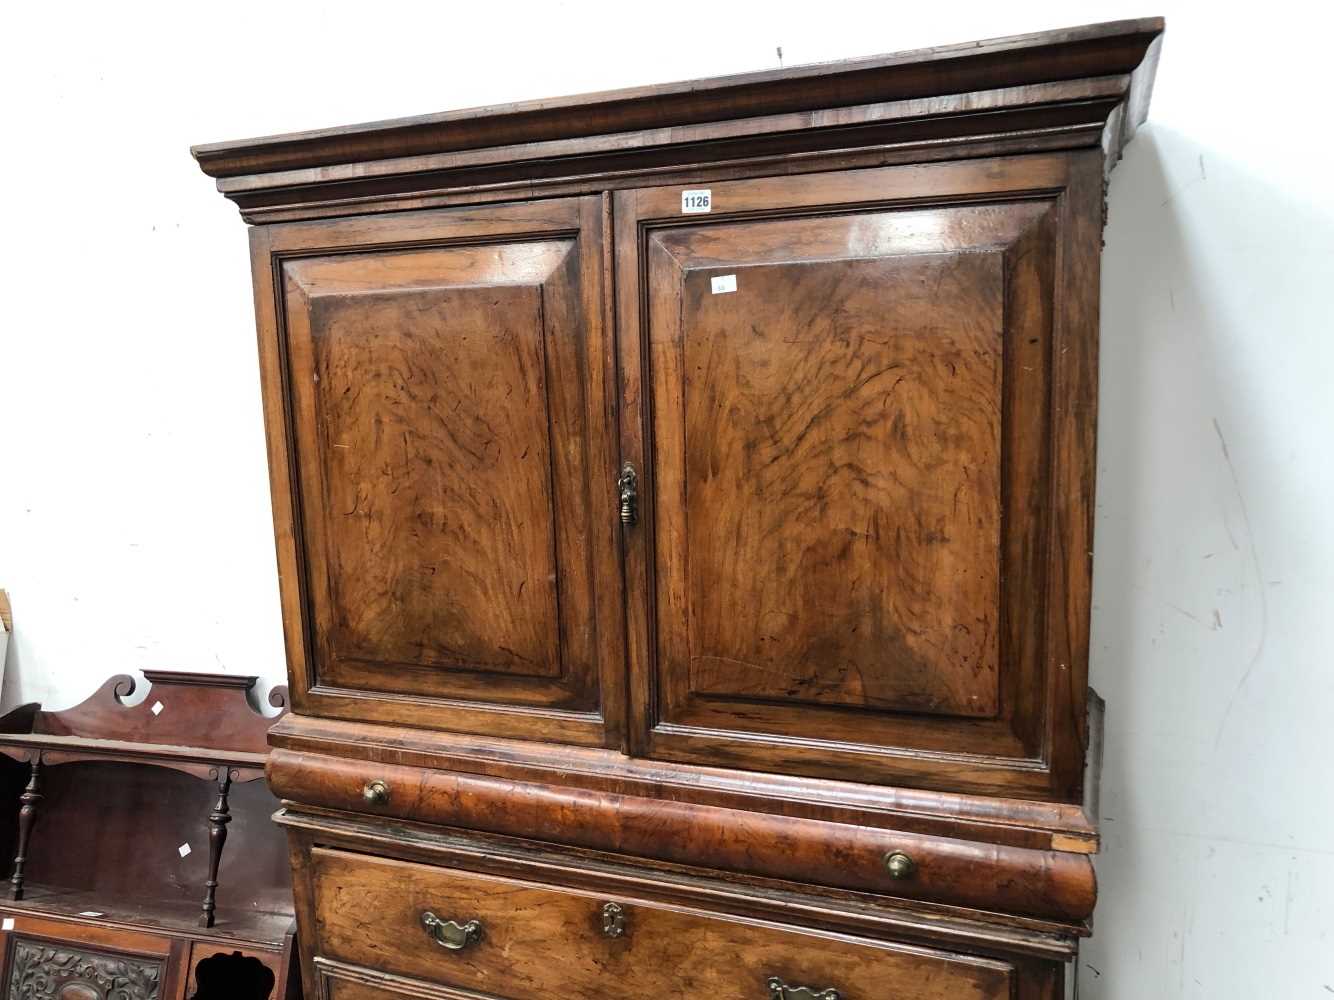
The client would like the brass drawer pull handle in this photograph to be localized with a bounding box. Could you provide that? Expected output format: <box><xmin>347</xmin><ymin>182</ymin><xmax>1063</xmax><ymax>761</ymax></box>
<box><xmin>767</xmin><ymin>977</ymin><xmax>841</xmax><ymax>1000</ymax></box>
<box><xmin>362</xmin><ymin>779</ymin><xmax>390</xmax><ymax>805</ymax></box>
<box><xmin>883</xmin><ymin>850</ymin><xmax>916</xmax><ymax>880</ymax></box>
<box><xmin>421</xmin><ymin>912</ymin><xmax>483</xmax><ymax>951</ymax></box>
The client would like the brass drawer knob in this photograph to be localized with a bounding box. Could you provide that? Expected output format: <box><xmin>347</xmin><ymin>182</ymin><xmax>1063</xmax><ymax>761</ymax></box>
<box><xmin>767</xmin><ymin>977</ymin><xmax>841</xmax><ymax>1000</ymax></box>
<box><xmin>362</xmin><ymin>779</ymin><xmax>390</xmax><ymax>805</ymax></box>
<box><xmin>884</xmin><ymin>850</ymin><xmax>916</xmax><ymax>880</ymax></box>
<box><xmin>421</xmin><ymin>912</ymin><xmax>483</xmax><ymax>951</ymax></box>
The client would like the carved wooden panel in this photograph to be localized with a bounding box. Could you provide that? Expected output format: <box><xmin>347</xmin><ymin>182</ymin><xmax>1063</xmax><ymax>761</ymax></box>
<box><xmin>616</xmin><ymin>155</ymin><xmax>1102</xmax><ymax>798</ymax></box>
<box><xmin>4</xmin><ymin>939</ymin><xmax>162</xmax><ymax>1000</ymax></box>
<box><xmin>262</xmin><ymin>198</ymin><xmax>624</xmax><ymax>745</ymax></box>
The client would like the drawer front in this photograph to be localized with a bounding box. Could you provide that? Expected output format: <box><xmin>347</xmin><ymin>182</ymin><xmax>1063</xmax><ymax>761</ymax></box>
<box><xmin>273</xmin><ymin>749</ymin><xmax>1098</xmax><ymax>921</ymax></box>
<box><xmin>310</xmin><ymin>847</ymin><xmax>1013</xmax><ymax>1000</ymax></box>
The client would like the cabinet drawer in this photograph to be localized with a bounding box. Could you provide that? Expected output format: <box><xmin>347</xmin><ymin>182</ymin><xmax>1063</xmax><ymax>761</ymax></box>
<box><xmin>310</xmin><ymin>847</ymin><xmax>1014</xmax><ymax>1000</ymax></box>
<box><xmin>273</xmin><ymin>749</ymin><xmax>1097</xmax><ymax>921</ymax></box>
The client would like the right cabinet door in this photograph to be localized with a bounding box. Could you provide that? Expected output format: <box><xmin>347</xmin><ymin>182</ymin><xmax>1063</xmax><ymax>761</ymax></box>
<box><xmin>615</xmin><ymin>152</ymin><xmax>1102</xmax><ymax>800</ymax></box>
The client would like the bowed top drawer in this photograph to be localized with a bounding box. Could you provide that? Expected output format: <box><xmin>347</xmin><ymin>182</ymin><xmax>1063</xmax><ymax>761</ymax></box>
<box><xmin>270</xmin><ymin>749</ymin><xmax>1096</xmax><ymax>921</ymax></box>
<box><xmin>309</xmin><ymin>847</ymin><xmax>1014</xmax><ymax>1000</ymax></box>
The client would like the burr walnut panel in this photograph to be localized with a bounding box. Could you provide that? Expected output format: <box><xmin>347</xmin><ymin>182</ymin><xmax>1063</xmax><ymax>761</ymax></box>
<box><xmin>675</xmin><ymin>243</ymin><xmax>1005</xmax><ymax>719</ymax></box>
<box><xmin>307</xmin><ymin>847</ymin><xmax>1015</xmax><ymax>1000</ymax></box>
<box><xmin>616</xmin><ymin>158</ymin><xmax>1098</xmax><ymax>798</ymax></box>
<box><xmin>270</xmin><ymin>197</ymin><xmax>623</xmax><ymax>745</ymax></box>
<box><xmin>290</xmin><ymin>247</ymin><xmax>568</xmax><ymax>682</ymax></box>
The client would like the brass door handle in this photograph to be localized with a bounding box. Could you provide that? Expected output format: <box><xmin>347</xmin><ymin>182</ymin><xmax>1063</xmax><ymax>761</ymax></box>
<box><xmin>767</xmin><ymin>978</ymin><xmax>841</xmax><ymax>1000</ymax></box>
<box><xmin>617</xmin><ymin>462</ymin><xmax>638</xmax><ymax>527</ymax></box>
<box><xmin>421</xmin><ymin>912</ymin><xmax>483</xmax><ymax>951</ymax></box>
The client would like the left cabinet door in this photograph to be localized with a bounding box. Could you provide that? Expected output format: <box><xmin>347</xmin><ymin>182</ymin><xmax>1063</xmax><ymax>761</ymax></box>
<box><xmin>251</xmin><ymin>197</ymin><xmax>624</xmax><ymax>746</ymax></box>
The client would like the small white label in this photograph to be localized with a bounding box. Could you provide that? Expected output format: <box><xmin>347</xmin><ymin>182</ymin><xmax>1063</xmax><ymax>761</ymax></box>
<box><xmin>178</xmin><ymin>843</ymin><xmax>192</xmax><ymax>858</ymax></box>
<box><xmin>711</xmin><ymin>274</ymin><xmax>737</xmax><ymax>295</ymax></box>
<box><xmin>681</xmin><ymin>189</ymin><xmax>712</xmax><ymax>214</ymax></box>
<box><xmin>78</xmin><ymin>910</ymin><xmax>105</xmax><ymax>918</ymax></box>
<box><xmin>151</xmin><ymin>701</ymin><xmax>165</xmax><ymax>716</ymax></box>
<box><xmin>1</xmin><ymin>918</ymin><xmax>13</xmax><ymax>931</ymax></box>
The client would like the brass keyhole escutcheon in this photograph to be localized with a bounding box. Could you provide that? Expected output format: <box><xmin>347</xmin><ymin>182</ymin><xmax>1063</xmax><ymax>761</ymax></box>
<box><xmin>884</xmin><ymin>851</ymin><xmax>916</xmax><ymax>880</ymax></box>
<box><xmin>601</xmin><ymin>901</ymin><xmax>627</xmax><ymax>938</ymax></box>
<box><xmin>617</xmin><ymin>463</ymin><xmax>638</xmax><ymax>527</ymax></box>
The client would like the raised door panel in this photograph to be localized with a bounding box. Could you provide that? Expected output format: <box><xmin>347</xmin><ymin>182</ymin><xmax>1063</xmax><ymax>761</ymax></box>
<box><xmin>254</xmin><ymin>199</ymin><xmax>624</xmax><ymax>746</ymax></box>
<box><xmin>677</xmin><ymin>244</ymin><xmax>1005</xmax><ymax>719</ymax></box>
<box><xmin>615</xmin><ymin>154</ymin><xmax>1101</xmax><ymax>799</ymax></box>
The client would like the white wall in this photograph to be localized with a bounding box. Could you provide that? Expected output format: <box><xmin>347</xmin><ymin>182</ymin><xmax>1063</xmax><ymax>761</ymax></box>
<box><xmin>1</xmin><ymin>2</ymin><xmax>1330</xmax><ymax>995</ymax></box>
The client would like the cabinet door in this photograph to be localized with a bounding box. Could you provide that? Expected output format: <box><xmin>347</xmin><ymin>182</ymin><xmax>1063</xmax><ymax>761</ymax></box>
<box><xmin>253</xmin><ymin>198</ymin><xmax>624</xmax><ymax>746</ymax></box>
<box><xmin>615</xmin><ymin>154</ymin><xmax>1101</xmax><ymax>799</ymax></box>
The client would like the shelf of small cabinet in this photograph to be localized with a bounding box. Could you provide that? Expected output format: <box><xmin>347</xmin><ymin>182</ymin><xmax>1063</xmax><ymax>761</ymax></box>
<box><xmin>0</xmin><ymin>882</ymin><xmax>295</xmax><ymax>948</ymax></box>
<box><xmin>0</xmin><ymin>671</ymin><xmax>284</xmax><ymax>782</ymax></box>
<box><xmin>0</xmin><ymin>734</ymin><xmax>267</xmax><ymax>781</ymax></box>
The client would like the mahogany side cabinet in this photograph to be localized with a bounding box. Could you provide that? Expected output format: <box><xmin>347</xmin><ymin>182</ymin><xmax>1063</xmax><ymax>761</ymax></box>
<box><xmin>193</xmin><ymin>19</ymin><xmax>1163</xmax><ymax>1000</ymax></box>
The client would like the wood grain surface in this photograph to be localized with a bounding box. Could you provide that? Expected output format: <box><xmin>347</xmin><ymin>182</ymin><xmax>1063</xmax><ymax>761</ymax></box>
<box><xmin>670</xmin><ymin>229</ymin><xmax>1004</xmax><ymax>718</ymax></box>
<box><xmin>616</xmin><ymin>166</ymin><xmax>1088</xmax><ymax>798</ymax></box>
<box><xmin>267</xmin><ymin>197</ymin><xmax>625</xmax><ymax>744</ymax></box>
<box><xmin>268</xmin><ymin>749</ymin><xmax>1097</xmax><ymax>921</ymax></box>
<box><xmin>309</xmin><ymin>847</ymin><xmax>1014</xmax><ymax>1000</ymax></box>
<box><xmin>293</xmin><ymin>245</ymin><xmax>569</xmax><ymax>679</ymax></box>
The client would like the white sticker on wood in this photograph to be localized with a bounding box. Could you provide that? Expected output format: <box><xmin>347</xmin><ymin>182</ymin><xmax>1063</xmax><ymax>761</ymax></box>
<box><xmin>681</xmin><ymin>189</ymin><xmax>712</xmax><ymax>214</ymax></box>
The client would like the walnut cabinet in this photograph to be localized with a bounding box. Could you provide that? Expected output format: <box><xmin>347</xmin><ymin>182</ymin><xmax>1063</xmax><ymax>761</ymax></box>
<box><xmin>195</xmin><ymin>18</ymin><xmax>1163</xmax><ymax>1000</ymax></box>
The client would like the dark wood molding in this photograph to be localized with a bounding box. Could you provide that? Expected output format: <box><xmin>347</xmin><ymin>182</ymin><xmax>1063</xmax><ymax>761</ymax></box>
<box><xmin>192</xmin><ymin>18</ymin><xmax>1163</xmax><ymax>223</ymax></box>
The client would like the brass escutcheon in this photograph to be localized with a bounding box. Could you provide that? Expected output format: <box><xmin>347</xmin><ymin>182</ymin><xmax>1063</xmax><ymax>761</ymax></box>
<box><xmin>601</xmin><ymin>901</ymin><xmax>627</xmax><ymax>938</ymax></box>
